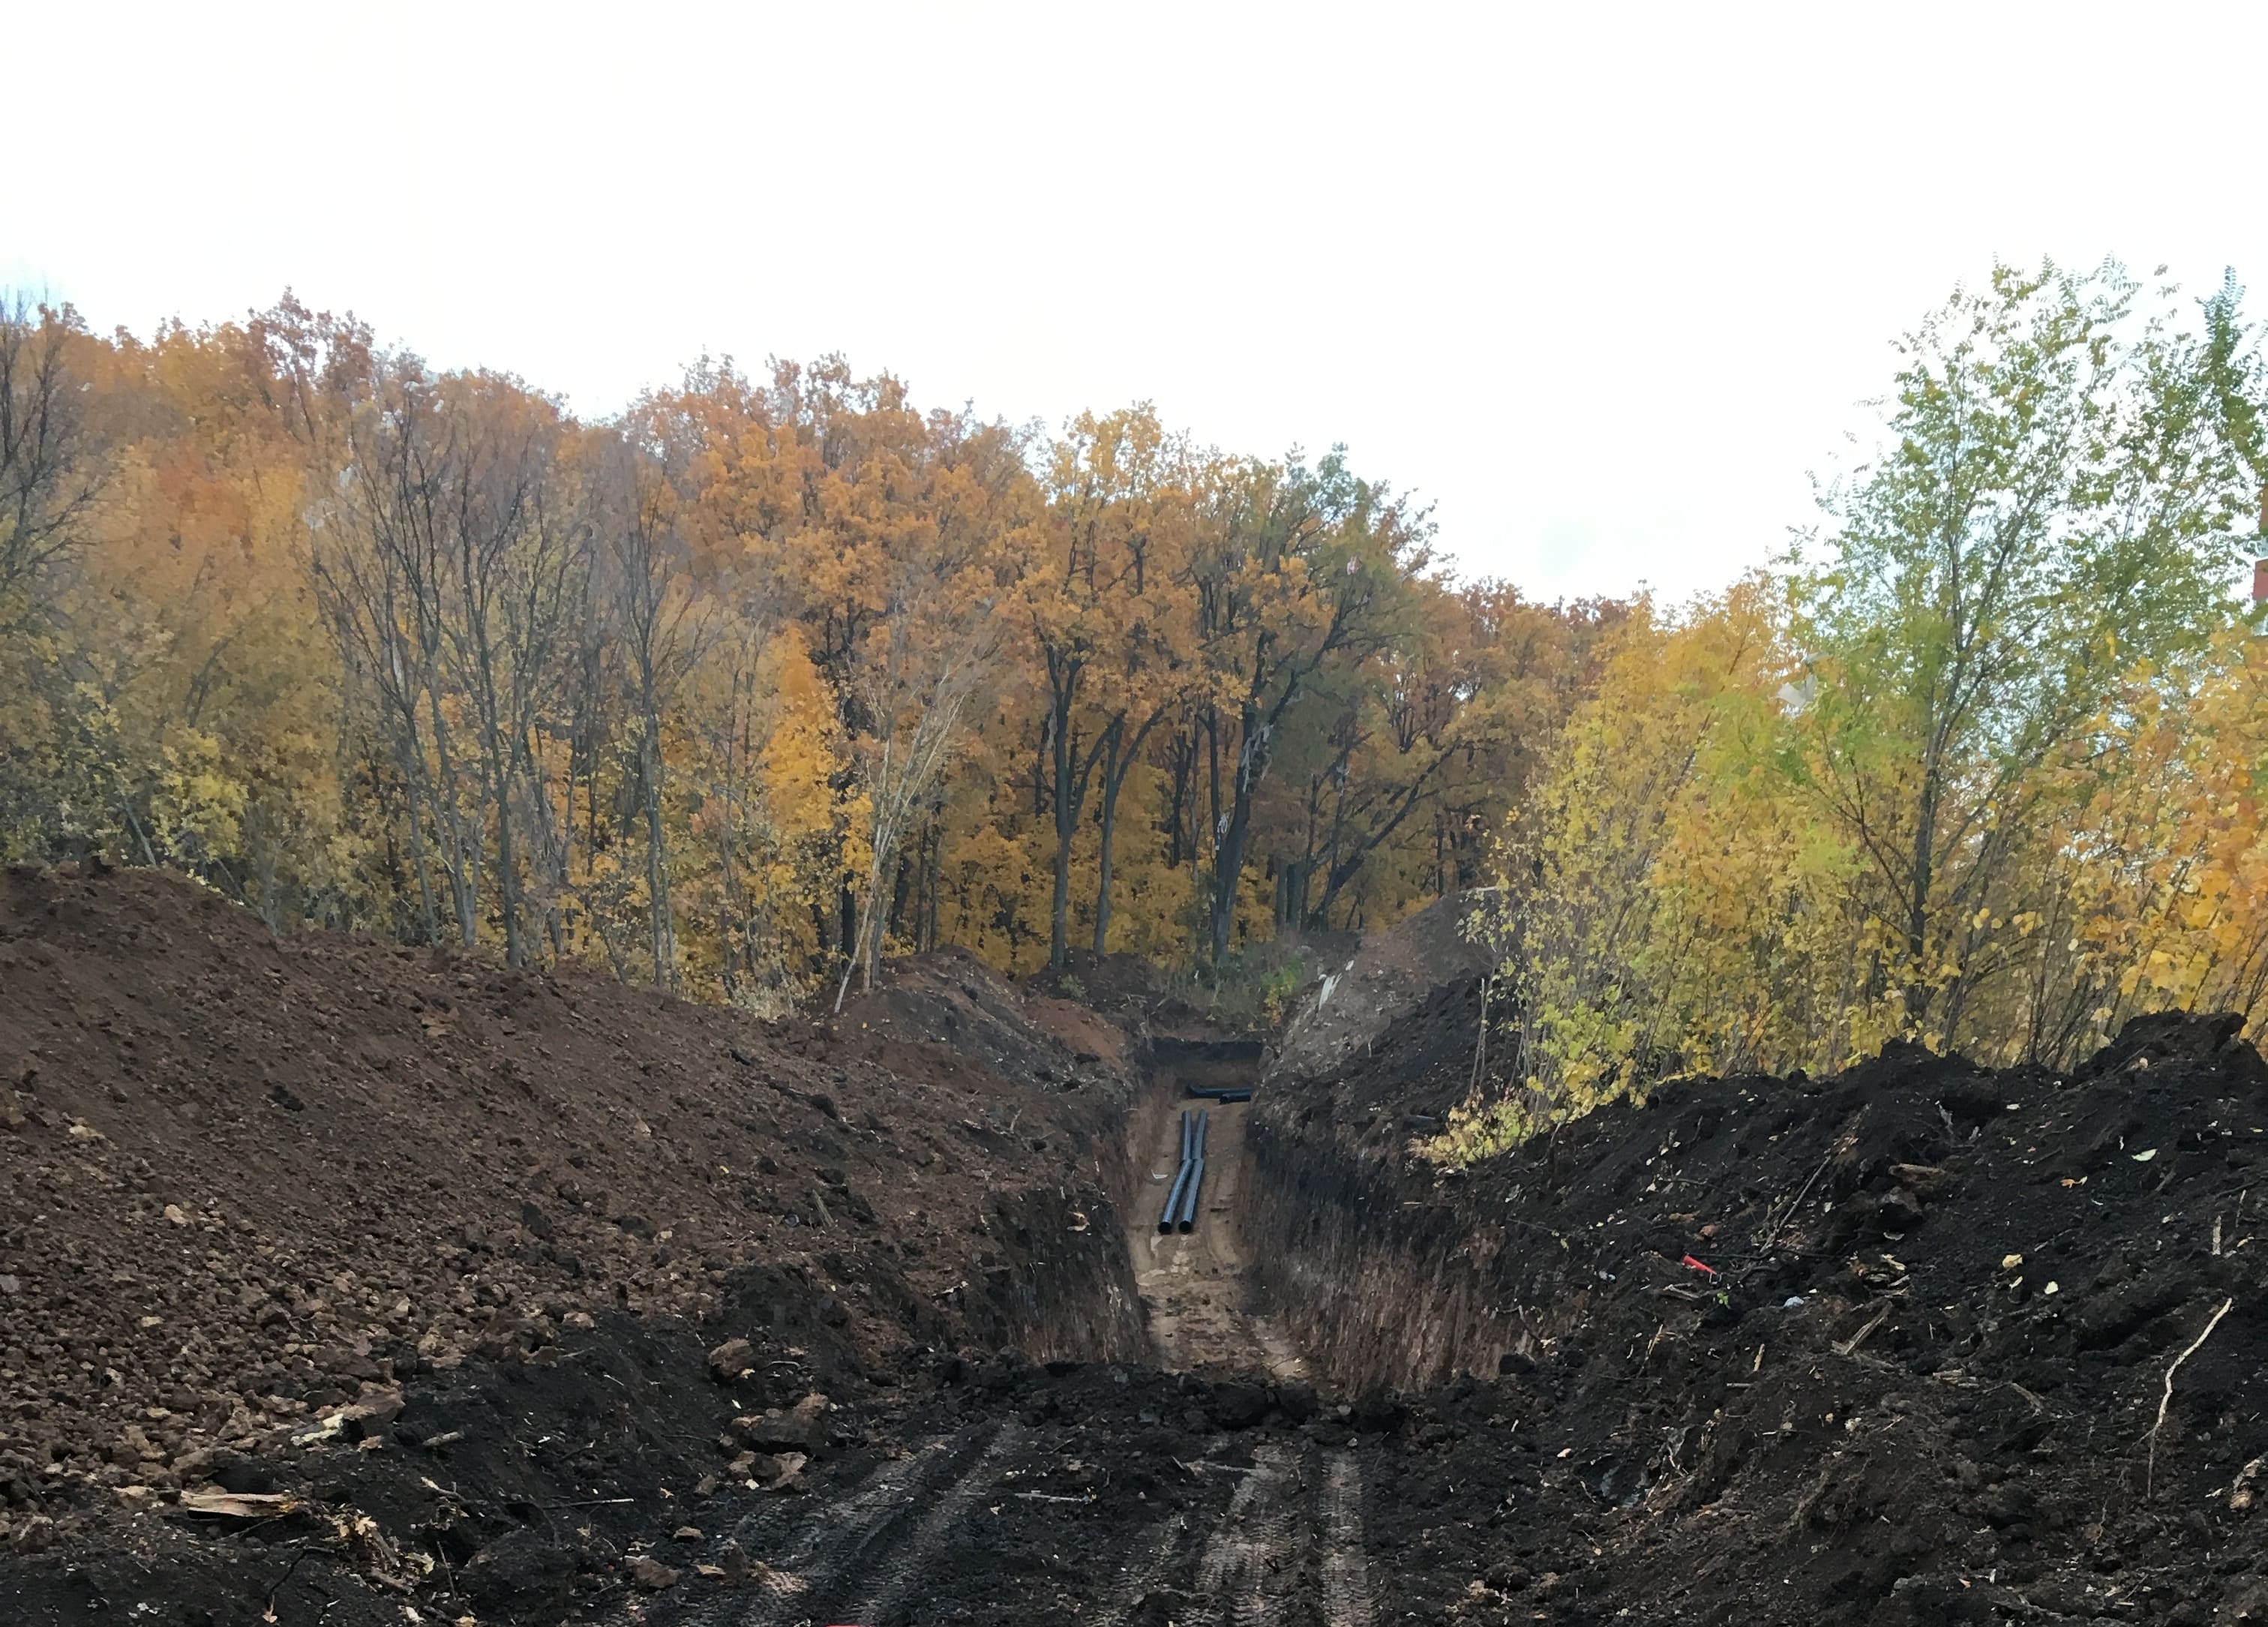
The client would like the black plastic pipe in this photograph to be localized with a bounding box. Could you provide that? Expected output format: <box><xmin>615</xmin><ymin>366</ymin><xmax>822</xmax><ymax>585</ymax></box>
<box><xmin>1159</xmin><ymin>1110</ymin><xmax>1195</xmax><ymax>1233</ymax></box>
<box><xmin>1159</xmin><ymin>1157</ymin><xmax>1192</xmax><ymax>1234</ymax></box>
<box><xmin>1177</xmin><ymin>1157</ymin><xmax>1205</xmax><ymax>1232</ymax></box>
<box><xmin>1175</xmin><ymin>1110</ymin><xmax>1209</xmax><ymax>1232</ymax></box>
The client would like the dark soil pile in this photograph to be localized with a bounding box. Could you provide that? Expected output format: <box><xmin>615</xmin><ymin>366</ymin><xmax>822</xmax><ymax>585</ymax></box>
<box><xmin>1248</xmin><ymin>995</ymin><xmax>2268</xmax><ymax>1622</ymax></box>
<box><xmin>1030</xmin><ymin>947</ymin><xmax>1184</xmax><ymax>1023</ymax></box>
<box><xmin>0</xmin><ymin>865</ymin><xmax>1144</xmax><ymax>1621</ymax></box>
<box><xmin>1268</xmin><ymin>890</ymin><xmax>1492</xmax><ymax>1088</ymax></box>
<box><xmin>835</xmin><ymin>945</ymin><xmax>1134</xmax><ymax>1094</ymax></box>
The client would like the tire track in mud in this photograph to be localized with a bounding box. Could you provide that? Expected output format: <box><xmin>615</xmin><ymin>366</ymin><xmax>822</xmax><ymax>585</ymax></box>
<box><xmin>656</xmin><ymin>1418</ymin><xmax>1016</xmax><ymax>1627</ymax></box>
<box><xmin>824</xmin><ymin>1422</ymin><xmax>1024</xmax><ymax>1626</ymax></box>
<box><xmin>1099</xmin><ymin>1508</ymin><xmax>1204</xmax><ymax>1619</ymax></box>
<box><xmin>1318</xmin><ymin>1452</ymin><xmax>1376</xmax><ymax>1627</ymax></box>
<box><xmin>1193</xmin><ymin>1441</ymin><xmax>1305</xmax><ymax>1626</ymax></box>
<box><xmin>1183</xmin><ymin>1443</ymin><xmax>1376</xmax><ymax>1627</ymax></box>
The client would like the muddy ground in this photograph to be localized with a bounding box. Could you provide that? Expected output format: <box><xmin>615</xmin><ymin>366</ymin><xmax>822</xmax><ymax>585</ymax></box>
<box><xmin>10</xmin><ymin>869</ymin><xmax>2268</xmax><ymax>1624</ymax></box>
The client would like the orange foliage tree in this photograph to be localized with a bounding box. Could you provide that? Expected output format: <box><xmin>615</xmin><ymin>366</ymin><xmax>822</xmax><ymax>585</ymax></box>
<box><xmin>2</xmin><ymin>292</ymin><xmax>1616</xmax><ymax>1002</ymax></box>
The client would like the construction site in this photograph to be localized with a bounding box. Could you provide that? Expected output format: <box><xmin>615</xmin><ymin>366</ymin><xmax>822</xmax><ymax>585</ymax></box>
<box><xmin>2</xmin><ymin>868</ymin><xmax>2265</xmax><ymax>1625</ymax></box>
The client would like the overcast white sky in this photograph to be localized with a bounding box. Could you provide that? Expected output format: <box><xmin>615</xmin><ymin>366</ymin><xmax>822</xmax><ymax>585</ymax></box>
<box><xmin>8</xmin><ymin>2</ymin><xmax>2266</xmax><ymax>601</ymax></box>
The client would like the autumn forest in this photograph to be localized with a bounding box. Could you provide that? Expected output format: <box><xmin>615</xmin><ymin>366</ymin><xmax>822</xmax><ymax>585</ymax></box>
<box><xmin>11</xmin><ymin>260</ymin><xmax>2268</xmax><ymax>1134</ymax></box>
<box><xmin>0</xmin><ymin>290</ymin><xmax>1610</xmax><ymax>1021</ymax></box>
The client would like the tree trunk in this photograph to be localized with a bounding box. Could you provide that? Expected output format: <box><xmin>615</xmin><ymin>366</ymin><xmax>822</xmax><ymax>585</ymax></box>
<box><xmin>422</xmin><ymin>670</ymin><xmax>478</xmax><ymax>947</ymax></box>
<box><xmin>392</xmin><ymin>722</ymin><xmax>440</xmax><ymax>944</ymax></box>
<box><xmin>1208</xmin><ymin>721</ymin><xmax>1256</xmax><ymax>962</ymax></box>
<box><xmin>640</xmin><ymin>708</ymin><xmax>673</xmax><ymax>988</ymax></box>
<box><xmin>1048</xmin><ymin>681</ymin><xmax>1076</xmax><ymax>970</ymax></box>
<box><xmin>1905</xmin><ymin>770</ymin><xmax>1940</xmax><ymax>1025</ymax></box>
<box><xmin>487</xmin><ymin>730</ymin><xmax>523</xmax><ymax>967</ymax></box>
<box><xmin>1090</xmin><ymin>709</ymin><xmax>1164</xmax><ymax>957</ymax></box>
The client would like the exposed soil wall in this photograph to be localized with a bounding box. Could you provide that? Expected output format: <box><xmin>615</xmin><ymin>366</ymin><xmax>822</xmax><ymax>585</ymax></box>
<box><xmin>1246</xmin><ymin>970</ymin><xmax>1516</xmax><ymax>1388</ymax></box>
<box><xmin>1246</xmin><ymin>1117</ymin><xmax>1521</xmax><ymax>1391</ymax></box>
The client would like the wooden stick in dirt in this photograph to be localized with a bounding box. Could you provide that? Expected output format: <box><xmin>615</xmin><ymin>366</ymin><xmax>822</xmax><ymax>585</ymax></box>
<box><xmin>2148</xmin><ymin>1296</ymin><xmax>2234</xmax><ymax>1499</ymax></box>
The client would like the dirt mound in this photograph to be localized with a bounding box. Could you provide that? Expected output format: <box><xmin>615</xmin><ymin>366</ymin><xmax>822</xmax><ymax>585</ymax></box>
<box><xmin>1268</xmin><ymin>891</ymin><xmax>1493</xmax><ymax>1087</ymax></box>
<box><xmin>2</xmin><ymin>1304</ymin><xmax>749</xmax><ymax>1625</ymax></box>
<box><xmin>837</xmin><ymin>945</ymin><xmax>1133</xmax><ymax>1089</ymax></box>
<box><xmin>1030</xmin><ymin>947</ymin><xmax>1185</xmax><ymax>1022</ymax></box>
<box><xmin>0</xmin><ymin>866</ymin><xmax>1143</xmax><ymax>1616</ymax></box>
<box><xmin>1241</xmin><ymin>998</ymin><xmax>2268</xmax><ymax>1621</ymax></box>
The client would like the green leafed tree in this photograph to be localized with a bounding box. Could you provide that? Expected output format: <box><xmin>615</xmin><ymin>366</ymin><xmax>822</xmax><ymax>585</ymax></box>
<box><xmin>1790</xmin><ymin>260</ymin><xmax>2258</xmax><ymax>1040</ymax></box>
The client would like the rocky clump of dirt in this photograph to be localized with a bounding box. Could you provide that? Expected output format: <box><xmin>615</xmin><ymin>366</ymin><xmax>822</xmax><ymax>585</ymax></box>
<box><xmin>0</xmin><ymin>865</ymin><xmax>1144</xmax><ymax>1613</ymax></box>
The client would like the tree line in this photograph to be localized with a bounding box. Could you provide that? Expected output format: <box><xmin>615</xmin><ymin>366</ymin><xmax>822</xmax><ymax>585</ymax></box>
<box><xmin>1446</xmin><ymin>261</ymin><xmax>2268</xmax><ymax>1157</ymax></box>
<box><xmin>0</xmin><ymin>293</ymin><xmax>1610</xmax><ymax>1008</ymax></box>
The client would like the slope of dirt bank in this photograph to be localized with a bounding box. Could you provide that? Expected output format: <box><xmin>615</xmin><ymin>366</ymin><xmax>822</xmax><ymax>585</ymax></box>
<box><xmin>0</xmin><ymin>866</ymin><xmax>1144</xmax><ymax>1620</ymax></box>
<box><xmin>1246</xmin><ymin>992</ymin><xmax>2268</xmax><ymax>1622</ymax></box>
<box><xmin>1267</xmin><ymin>890</ymin><xmax>1492</xmax><ymax>1088</ymax></box>
<box><xmin>835</xmin><ymin>944</ymin><xmax>1135</xmax><ymax>1091</ymax></box>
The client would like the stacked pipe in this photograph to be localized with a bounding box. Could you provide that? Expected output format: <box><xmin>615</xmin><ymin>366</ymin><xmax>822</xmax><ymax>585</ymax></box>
<box><xmin>1177</xmin><ymin>1109</ymin><xmax>1208</xmax><ymax>1232</ymax></box>
<box><xmin>1157</xmin><ymin>1108</ymin><xmax>1210</xmax><ymax>1235</ymax></box>
<box><xmin>1157</xmin><ymin>1111</ymin><xmax>1192</xmax><ymax>1234</ymax></box>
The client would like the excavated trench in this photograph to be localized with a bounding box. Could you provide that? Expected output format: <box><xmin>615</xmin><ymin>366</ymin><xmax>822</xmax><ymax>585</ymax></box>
<box><xmin>44</xmin><ymin>899</ymin><xmax>2266</xmax><ymax>1625</ymax></box>
<box><xmin>1242</xmin><ymin>1118</ymin><xmax>1520</xmax><ymax>1392</ymax></box>
<box><xmin>1108</xmin><ymin>1022</ymin><xmax>1509</xmax><ymax>1397</ymax></box>
<box><xmin>580</xmin><ymin>1036</ymin><xmax>1412</xmax><ymax>1627</ymax></box>
<box><xmin>1116</xmin><ymin>1037</ymin><xmax>1313</xmax><ymax>1380</ymax></box>
<box><xmin>1107</xmin><ymin>1029</ymin><xmax>1492</xmax><ymax>1394</ymax></box>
